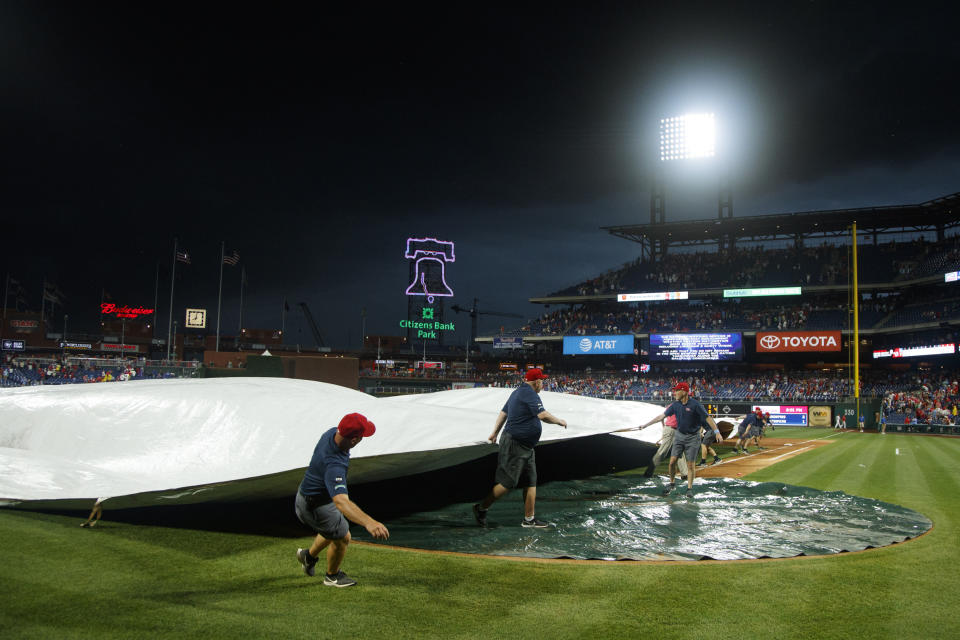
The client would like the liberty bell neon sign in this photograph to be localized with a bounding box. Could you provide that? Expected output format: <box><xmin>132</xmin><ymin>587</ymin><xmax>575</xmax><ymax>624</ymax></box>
<box><xmin>405</xmin><ymin>237</ymin><xmax>455</xmax><ymax>303</ymax></box>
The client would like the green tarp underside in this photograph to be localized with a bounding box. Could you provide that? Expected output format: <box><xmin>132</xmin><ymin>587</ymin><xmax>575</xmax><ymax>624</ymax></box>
<box><xmin>368</xmin><ymin>477</ymin><xmax>931</xmax><ymax>561</ymax></box>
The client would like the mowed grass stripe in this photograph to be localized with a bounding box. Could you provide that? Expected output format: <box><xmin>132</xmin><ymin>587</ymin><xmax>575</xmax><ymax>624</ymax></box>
<box><xmin>748</xmin><ymin>433</ymin><xmax>858</xmax><ymax>488</ymax></box>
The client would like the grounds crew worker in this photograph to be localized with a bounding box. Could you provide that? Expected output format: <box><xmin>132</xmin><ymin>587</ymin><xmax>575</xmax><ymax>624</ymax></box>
<box><xmin>636</xmin><ymin>382</ymin><xmax>720</xmax><ymax>498</ymax></box>
<box><xmin>295</xmin><ymin>413</ymin><xmax>389</xmax><ymax>588</ymax></box>
<box><xmin>473</xmin><ymin>368</ymin><xmax>567</xmax><ymax>528</ymax></box>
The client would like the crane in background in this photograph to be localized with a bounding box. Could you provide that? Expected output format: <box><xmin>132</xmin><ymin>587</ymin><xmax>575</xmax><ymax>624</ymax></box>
<box><xmin>450</xmin><ymin>298</ymin><xmax>524</xmax><ymax>351</ymax></box>
<box><xmin>298</xmin><ymin>302</ymin><xmax>327</xmax><ymax>348</ymax></box>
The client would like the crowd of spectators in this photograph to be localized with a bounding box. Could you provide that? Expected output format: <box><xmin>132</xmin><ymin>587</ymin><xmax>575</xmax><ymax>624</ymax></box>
<box><xmin>510</xmin><ymin>293</ymin><xmax>960</xmax><ymax>337</ymax></box>
<box><xmin>882</xmin><ymin>373</ymin><xmax>960</xmax><ymax>425</ymax></box>
<box><xmin>1</xmin><ymin>357</ymin><xmax>184</xmax><ymax>388</ymax></box>
<box><xmin>551</xmin><ymin>236</ymin><xmax>960</xmax><ymax>299</ymax></box>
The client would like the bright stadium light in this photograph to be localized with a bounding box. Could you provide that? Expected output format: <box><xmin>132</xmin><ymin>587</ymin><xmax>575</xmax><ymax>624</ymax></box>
<box><xmin>660</xmin><ymin>113</ymin><xmax>715</xmax><ymax>161</ymax></box>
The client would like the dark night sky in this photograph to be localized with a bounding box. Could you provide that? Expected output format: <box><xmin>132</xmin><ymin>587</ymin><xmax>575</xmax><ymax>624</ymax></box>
<box><xmin>2</xmin><ymin>3</ymin><xmax>958</xmax><ymax>348</ymax></box>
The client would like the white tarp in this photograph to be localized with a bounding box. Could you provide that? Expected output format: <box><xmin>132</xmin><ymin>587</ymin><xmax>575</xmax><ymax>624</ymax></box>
<box><xmin>0</xmin><ymin>378</ymin><xmax>664</xmax><ymax>508</ymax></box>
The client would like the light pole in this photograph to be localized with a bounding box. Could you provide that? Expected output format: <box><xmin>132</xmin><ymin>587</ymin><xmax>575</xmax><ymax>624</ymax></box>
<box><xmin>61</xmin><ymin>314</ymin><xmax>68</xmax><ymax>362</ymax></box>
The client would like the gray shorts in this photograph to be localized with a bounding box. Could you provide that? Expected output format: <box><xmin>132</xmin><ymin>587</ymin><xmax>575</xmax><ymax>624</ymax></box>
<box><xmin>671</xmin><ymin>431</ymin><xmax>701</xmax><ymax>462</ymax></box>
<box><xmin>701</xmin><ymin>430</ymin><xmax>718</xmax><ymax>446</ymax></box>
<box><xmin>748</xmin><ymin>426</ymin><xmax>761</xmax><ymax>438</ymax></box>
<box><xmin>295</xmin><ymin>491</ymin><xmax>349</xmax><ymax>540</ymax></box>
<box><xmin>495</xmin><ymin>431</ymin><xmax>537</xmax><ymax>489</ymax></box>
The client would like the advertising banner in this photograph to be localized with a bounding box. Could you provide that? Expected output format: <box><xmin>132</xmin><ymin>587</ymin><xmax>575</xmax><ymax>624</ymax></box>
<box><xmin>101</xmin><ymin>343</ymin><xmax>140</xmax><ymax>353</ymax></box>
<box><xmin>563</xmin><ymin>335</ymin><xmax>634</xmax><ymax>355</ymax></box>
<box><xmin>756</xmin><ymin>331</ymin><xmax>842</xmax><ymax>352</ymax></box>
<box><xmin>493</xmin><ymin>337</ymin><xmax>524</xmax><ymax>349</ymax></box>
<box><xmin>2</xmin><ymin>339</ymin><xmax>25</xmax><ymax>351</ymax></box>
<box><xmin>752</xmin><ymin>404</ymin><xmax>808</xmax><ymax>426</ymax></box>
<box><xmin>809</xmin><ymin>405</ymin><xmax>832</xmax><ymax>427</ymax></box>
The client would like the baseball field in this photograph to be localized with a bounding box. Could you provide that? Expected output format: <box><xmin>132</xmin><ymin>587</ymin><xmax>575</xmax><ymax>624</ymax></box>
<box><xmin>1</xmin><ymin>427</ymin><xmax>956</xmax><ymax>639</ymax></box>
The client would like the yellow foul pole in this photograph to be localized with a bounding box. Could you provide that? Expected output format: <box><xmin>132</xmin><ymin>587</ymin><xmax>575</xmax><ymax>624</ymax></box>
<box><xmin>852</xmin><ymin>222</ymin><xmax>860</xmax><ymax>423</ymax></box>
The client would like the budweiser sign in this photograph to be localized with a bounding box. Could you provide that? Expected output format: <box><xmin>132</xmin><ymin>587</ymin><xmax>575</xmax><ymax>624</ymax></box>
<box><xmin>101</xmin><ymin>303</ymin><xmax>155</xmax><ymax>319</ymax></box>
<box><xmin>756</xmin><ymin>331</ymin><xmax>841</xmax><ymax>352</ymax></box>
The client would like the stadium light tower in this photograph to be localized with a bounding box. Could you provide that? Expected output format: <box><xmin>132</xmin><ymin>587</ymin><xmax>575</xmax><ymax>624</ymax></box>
<box><xmin>659</xmin><ymin>113</ymin><xmax>716</xmax><ymax>161</ymax></box>
<box><xmin>650</xmin><ymin>111</ymin><xmax>733</xmax><ymax>256</ymax></box>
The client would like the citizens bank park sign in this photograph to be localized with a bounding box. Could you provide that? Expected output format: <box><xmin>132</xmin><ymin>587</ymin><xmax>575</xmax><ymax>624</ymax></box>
<box><xmin>756</xmin><ymin>331</ymin><xmax>841</xmax><ymax>353</ymax></box>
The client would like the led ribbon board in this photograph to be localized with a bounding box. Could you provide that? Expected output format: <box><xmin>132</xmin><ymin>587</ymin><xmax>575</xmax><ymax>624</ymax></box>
<box><xmin>873</xmin><ymin>344</ymin><xmax>956</xmax><ymax>359</ymax></box>
<box><xmin>617</xmin><ymin>291</ymin><xmax>689</xmax><ymax>302</ymax></box>
<box><xmin>723</xmin><ymin>287</ymin><xmax>801</xmax><ymax>298</ymax></box>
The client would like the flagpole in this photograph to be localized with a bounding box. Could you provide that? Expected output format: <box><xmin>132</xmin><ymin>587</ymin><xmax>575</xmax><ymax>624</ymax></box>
<box><xmin>167</xmin><ymin>238</ymin><xmax>177</xmax><ymax>361</ymax></box>
<box><xmin>3</xmin><ymin>273</ymin><xmax>8</xmax><ymax>320</ymax></box>
<box><xmin>41</xmin><ymin>277</ymin><xmax>46</xmax><ymax>328</ymax></box>
<box><xmin>152</xmin><ymin>263</ymin><xmax>159</xmax><ymax>341</ymax></box>
<box><xmin>216</xmin><ymin>241</ymin><xmax>224</xmax><ymax>352</ymax></box>
<box><xmin>238</xmin><ymin>266</ymin><xmax>245</xmax><ymax>334</ymax></box>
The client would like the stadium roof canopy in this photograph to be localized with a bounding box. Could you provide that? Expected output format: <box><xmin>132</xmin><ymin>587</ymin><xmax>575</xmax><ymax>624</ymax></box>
<box><xmin>601</xmin><ymin>191</ymin><xmax>960</xmax><ymax>252</ymax></box>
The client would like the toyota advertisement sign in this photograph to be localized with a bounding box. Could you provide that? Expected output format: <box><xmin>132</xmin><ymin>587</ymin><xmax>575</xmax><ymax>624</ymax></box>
<box><xmin>756</xmin><ymin>331</ymin><xmax>841</xmax><ymax>353</ymax></box>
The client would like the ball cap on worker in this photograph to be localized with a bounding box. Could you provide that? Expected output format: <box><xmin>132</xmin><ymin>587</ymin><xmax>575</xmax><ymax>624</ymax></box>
<box><xmin>338</xmin><ymin>412</ymin><xmax>376</xmax><ymax>439</ymax></box>
<box><xmin>671</xmin><ymin>381</ymin><xmax>690</xmax><ymax>393</ymax></box>
<box><xmin>525</xmin><ymin>368</ymin><xmax>549</xmax><ymax>381</ymax></box>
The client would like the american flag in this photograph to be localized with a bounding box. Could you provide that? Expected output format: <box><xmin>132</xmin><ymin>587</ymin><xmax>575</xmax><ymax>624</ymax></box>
<box><xmin>176</xmin><ymin>251</ymin><xmax>191</xmax><ymax>264</ymax></box>
<box><xmin>223</xmin><ymin>249</ymin><xmax>240</xmax><ymax>266</ymax></box>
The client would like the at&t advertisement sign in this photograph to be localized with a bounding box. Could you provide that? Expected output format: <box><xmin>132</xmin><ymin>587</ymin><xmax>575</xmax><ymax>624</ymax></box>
<box><xmin>562</xmin><ymin>335</ymin><xmax>634</xmax><ymax>355</ymax></box>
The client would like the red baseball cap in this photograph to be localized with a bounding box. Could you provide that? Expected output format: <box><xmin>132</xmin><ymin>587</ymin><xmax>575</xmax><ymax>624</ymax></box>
<box><xmin>338</xmin><ymin>413</ymin><xmax>376</xmax><ymax>439</ymax></box>
<box><xmin>525</xmin><ymin>368</ymin><xmax>549</xmax><ymax>381</ymax></box>
<box><xmin>671</xmin><ymin>382</ymin><xmax>689</xmax><ymax>392</ymax></box>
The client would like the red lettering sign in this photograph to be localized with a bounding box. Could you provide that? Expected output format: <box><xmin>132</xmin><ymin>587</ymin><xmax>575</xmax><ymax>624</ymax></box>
<box><xmin>756</xmin><ymin>331</ymin><xmax>842</xmax><ymax>352</ymax></box>
<box><xmin>101</xmin><ymin>303</ymin><xmax>155</xmax><ymax>319</ymax></box>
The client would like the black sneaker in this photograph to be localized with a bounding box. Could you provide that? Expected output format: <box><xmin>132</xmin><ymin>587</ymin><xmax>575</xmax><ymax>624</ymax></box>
<box><xmin>662</xmin><ymin>482</ymin><xmax>675</xmax><ymax>496</ymax></box>
<box><xmin>296</xmin><ymin>548</ymin><xmax>317</xmax><ymax>577</ymax></box>
<box><xmin>685</xmin><ymin>490</ymin><xmax>694</xmax><ymax>498</ymax></box>
<box><xmin>472</xmin><ymin>503</ymin><xmax>488</xmax><ymax>527</ymax></box>
<box><xmin>521</xmin><ymin>517</ymin><xmax>550</xmax><ymax>528</ymax></box>
<box><xmin>323</xmin><ymin>571</ymin><xmax>357</xmax><ymax>588</ymax></box>
<box><xmin>643</xmin><ymin>462</ymin><xmax>656</xmax><ymax>478</ymax></box>
<box><xmin>713</xmin><ymin>456</ymin><xmax>721</xmax><ymax>465</ymax></box>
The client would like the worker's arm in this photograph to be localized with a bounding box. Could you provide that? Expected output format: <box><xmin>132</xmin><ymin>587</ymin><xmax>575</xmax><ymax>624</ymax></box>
<box><xmin>537</xmin><ymin>410</ymin><xmax>567</xmax><ymax>428</ymax></box>
<box><xmin>332</xmin><ymin>493</ymin><xmax>389</xmax><ymax>539</ymax></box>
<box><xmin>488</xmin><ymin>410</ymin><xmax>508</xmax><ymax>442</ymax></box>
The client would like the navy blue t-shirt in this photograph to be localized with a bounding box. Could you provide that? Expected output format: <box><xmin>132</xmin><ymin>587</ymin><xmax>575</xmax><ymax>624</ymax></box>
<box><xmin>502</xmin><ymin>383</ymin><xmax>546</xmax><ymax>447</ymax></box>
<box><xmin>664</xmin><ymin>397</ymin><xmax>710</xmax><ymax>435</ymax></box>
<box><xmin>298</xmin><ymin>427</ymin><xmax>351</xmax><ymax>502</ymax></box>
<box><xmin>738</xmin><ymin>413</ymin><xmax>759</xmax><ymax>431</ymax></box>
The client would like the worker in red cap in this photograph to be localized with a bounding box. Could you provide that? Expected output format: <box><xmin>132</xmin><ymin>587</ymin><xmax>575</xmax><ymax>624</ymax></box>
<box><xmin>294</xmin><ymin>412</ymin><xmax>389</xmax><ymax>588</ymax></box>
<box><xmin>635</xmin><ymin>381</ymin><xmax>721</xmax><ymax>498</ymax></box>
<box><xmin>734</xmin><ymin>409</ymin><xmax>763</xmax><ymax>454</ymax></box>
<box><xmin>473</xmin><ymin>368</ymin><xmax>568</xmax><ymax>528</ymax></box>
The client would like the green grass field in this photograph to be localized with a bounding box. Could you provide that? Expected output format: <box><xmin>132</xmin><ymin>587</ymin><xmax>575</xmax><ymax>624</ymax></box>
<box><xmin>2</xmin><ymin>429</ymin><xmax>957</xmax><ymax>640</ymax></box>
